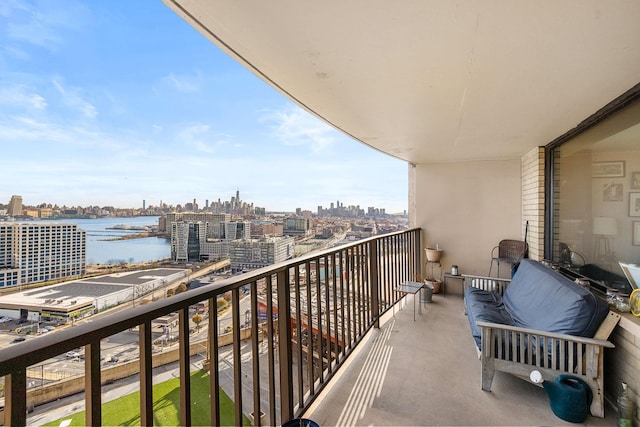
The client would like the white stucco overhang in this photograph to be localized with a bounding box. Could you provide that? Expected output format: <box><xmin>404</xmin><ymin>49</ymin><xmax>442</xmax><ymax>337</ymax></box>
<box><xmin>163</xmin><ymin>1</ymin><xmax>640</xmax><ymax>164</ymax></box>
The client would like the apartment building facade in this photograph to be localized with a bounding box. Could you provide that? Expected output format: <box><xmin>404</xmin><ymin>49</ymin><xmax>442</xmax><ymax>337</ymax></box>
<box><xmin>219</xmin><ymin>221</ymin><xmax>251</xmax><ymax>240</ymax></box>
<box><xmin>229</xmin><ymin>236</ymin><xmax>295</xmax><ymax>272</ymax></box>
<box><xmin>283</xmin><ymin>217</ymin><xmax>311</xmax><ymax>236</ymax></box>
<box><xmin>170</xmin><ymin>221</ymin><xmax>206</xmax><ymax>262</ymax></box>
<box><xmin>0</xmin><ymin>222</ymin><xmax>86</xmax><ymax>288</ymax></box>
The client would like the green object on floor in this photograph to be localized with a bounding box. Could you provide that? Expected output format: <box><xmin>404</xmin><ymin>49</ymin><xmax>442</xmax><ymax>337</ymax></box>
<box><xmin>542</xmin><ymin>374</ymin><xmax>592</xmax><ymax>423</ymax></box>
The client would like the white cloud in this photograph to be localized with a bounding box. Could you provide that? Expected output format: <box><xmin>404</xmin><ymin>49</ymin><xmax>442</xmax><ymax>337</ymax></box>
<box><xmin>262</xmin><ymin>105</ymin><xmax>337</xmax><ymax>153</ymax></box>
<box><xmin>176</xmin><ymin>123</ymin><xmax>232</xmax><ymax>154</ymax></box>
<box><xmin>0</xmin><ymin>84</ymin><xmax>47</xmax><ymax>110</ymax></box>
<box><xmin>1</xmin><ymin>0</ymin><xmax>87</xmax><ymax>52</ymax></box>
<box><xmin>52</xmin><ymin>78</ymin><xmax>98</xmax><ymax>119</ymax></box>
<box><xmin>162</xmin><ymin>71</ymin><xmax>202</xmax><ymax>93</ymax></box>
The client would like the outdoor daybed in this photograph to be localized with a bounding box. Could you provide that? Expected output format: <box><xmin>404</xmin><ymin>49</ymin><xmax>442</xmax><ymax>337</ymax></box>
<box><xmin>463</xmin><ymin>259</ymin><xmax>620</xmax><ymax>418</ymax></box>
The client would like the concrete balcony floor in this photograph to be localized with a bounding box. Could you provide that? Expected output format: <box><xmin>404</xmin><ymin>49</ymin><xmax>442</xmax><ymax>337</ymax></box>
<box><xmin>304</xmin><ymin>289</ymin><xmax>618</xmax><ymax>426</ymax></box>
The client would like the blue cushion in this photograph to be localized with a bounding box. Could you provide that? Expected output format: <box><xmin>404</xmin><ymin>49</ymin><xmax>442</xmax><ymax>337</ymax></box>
<box><xmin>503</xmin><ymin>259</ymin><xmax>609</xmax><ymax>338</ymax></box>
<box><xmin>464</xmin><ymin>286</ymin><xmax>512</xmax><ymax>348</ymax></box>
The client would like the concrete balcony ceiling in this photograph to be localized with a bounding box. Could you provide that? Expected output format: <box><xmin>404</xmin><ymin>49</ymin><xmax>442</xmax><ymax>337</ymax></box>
<box><xmin>164</xmin><ymin>1</ymin><xmax>640</xmax><ymax>164</ymax></box>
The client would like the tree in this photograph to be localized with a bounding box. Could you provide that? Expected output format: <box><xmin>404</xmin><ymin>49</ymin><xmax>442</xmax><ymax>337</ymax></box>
<box><xmin>192</xmin><ymin>314</ymin><xmax>203</xmax><ymax>331</ymax></box>
<box><xmin>176</xmin><ymin>283</ymin><xmax>188</xmax><ymax>294</ymax></box>
<box><xmin>166</xmin><ymin>288</ymin><xmax>175</xmax><ymax>297</ymax></box>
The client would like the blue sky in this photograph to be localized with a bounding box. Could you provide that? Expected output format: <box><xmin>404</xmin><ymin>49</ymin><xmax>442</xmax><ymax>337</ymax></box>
<box><xmin>0</xmin><ymin>0</ymin><xmax>408</xmax><ymax>213</ymax></box>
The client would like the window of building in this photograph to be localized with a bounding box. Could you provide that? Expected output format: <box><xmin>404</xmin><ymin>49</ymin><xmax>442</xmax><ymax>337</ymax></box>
<box><xmin>547</xmin><ymin>87</ymin><xmax>640</xmax><ymax>295</ymax></box>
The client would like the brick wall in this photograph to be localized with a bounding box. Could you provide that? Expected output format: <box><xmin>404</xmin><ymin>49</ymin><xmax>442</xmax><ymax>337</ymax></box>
<box><xmin>606</xmin><ymin>315</ymin><xmax>640</xmax><ymax>419</ymax></box>
<box><xmin>521</xmin><ymin>147</ymin><xmax>545</xmax><ymax>260</ymax></box>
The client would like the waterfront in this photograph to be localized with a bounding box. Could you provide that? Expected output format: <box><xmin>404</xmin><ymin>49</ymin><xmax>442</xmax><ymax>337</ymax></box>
<box><xmin>49</xmin><ymin>216</ymin><xmax>169</xmax><ymax>265</ymax></box>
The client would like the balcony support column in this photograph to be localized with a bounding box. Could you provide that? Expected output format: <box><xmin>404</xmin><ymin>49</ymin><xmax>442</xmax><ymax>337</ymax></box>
<box><xmin>277</xmin><ymin>267</ymin><xmax>294</xmax><ymax>422</ymax></box>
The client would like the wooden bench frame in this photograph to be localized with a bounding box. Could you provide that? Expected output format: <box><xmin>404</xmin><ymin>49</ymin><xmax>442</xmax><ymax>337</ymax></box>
<box><xmin>464</xmin><ymin>274</ymin><xmax>620</xmax><ymax>418</ymax></box>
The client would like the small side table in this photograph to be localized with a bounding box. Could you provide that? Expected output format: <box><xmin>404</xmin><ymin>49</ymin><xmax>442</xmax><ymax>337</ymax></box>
<box><xmin>395</xmin><ymin>281</ymin><xmax>424</xmax><ymax>321</ymax></box>
<box><xmin>443</xmin><ymin>273</ymin><xmax>465</xmax><ymax>298</ymax></box>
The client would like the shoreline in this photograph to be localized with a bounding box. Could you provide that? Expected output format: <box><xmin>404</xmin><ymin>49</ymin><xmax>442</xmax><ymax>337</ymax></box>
<box><xmin>101</xmin><ymin>231</ymin><xmax>168</xmax><ymax>241</ymax></box>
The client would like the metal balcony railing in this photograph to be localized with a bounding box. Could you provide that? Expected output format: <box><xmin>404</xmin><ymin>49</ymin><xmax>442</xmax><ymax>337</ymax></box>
<box><xmin>0</xmin><ymin>228</ymin><xmax>421</xmax><ymax>426</ymax></box>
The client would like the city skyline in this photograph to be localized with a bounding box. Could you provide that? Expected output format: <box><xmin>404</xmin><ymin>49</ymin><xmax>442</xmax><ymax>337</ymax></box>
<box><xmin>0</xmin><ymin>0</ymin><xmax>408</xmax><ymax>214</ymax></box>
<box><xmin>1</xmin><ymin>190</ymin><xmax>399</xmax><ymax>216</ymax></box>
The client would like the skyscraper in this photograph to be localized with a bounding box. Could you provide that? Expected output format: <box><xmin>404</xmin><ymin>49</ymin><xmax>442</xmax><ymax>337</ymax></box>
<box><xmin>7</xmin><ymin>195</ymin><xmax>22</xmax><ymax>217</ymax></box>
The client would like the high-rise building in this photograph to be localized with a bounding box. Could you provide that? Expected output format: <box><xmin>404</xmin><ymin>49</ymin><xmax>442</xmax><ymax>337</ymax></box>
<box><xmin>7</xmin><ymin>195</ymin><xmax>22</xmax><ymax>217</ymax></box>
<box><xmin>0</xmin><ymin>222</ymin><xmax>86</xmax><ymax>288</ymax></box>
<box><xmin>170</xmin><ymin>221</ymin><xmax>206</xmax><ymax>262</ymax></box>
<box><xmin>220</xmin><ymin>221</ymin><xmax>251</xmax><ymax>240</ymax></box>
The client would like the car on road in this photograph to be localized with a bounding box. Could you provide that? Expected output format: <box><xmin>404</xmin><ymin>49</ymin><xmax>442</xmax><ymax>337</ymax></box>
<box><xmin>66</xmin><ymin>351</ymin><xmax>81</xmax><ymax>359</ymax></box>
<box><xmin>0</xmin><ymin>317</ymin><xmax>10</xmax><ymax>323</ymax></box>
<box><xmin>11</xmin><ymin>337</ymin><xmax>25</xmax><ymax>343</ymax></box>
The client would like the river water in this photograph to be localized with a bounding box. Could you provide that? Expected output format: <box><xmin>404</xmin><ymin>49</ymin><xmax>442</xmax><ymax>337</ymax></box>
<box><xmin>47</xmin><ymin>216</ymin><xmax>170</xmax><ymax>265</ymax></box>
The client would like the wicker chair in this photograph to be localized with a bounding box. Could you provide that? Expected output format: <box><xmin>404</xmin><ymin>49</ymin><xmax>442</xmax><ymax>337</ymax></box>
<box><xmin>488</xmin><ymin>239</ymin><xmax>528</xmax><ymax>277</ymax></box>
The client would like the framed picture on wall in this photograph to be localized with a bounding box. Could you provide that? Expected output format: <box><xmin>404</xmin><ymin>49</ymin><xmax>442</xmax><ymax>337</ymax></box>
<box><xmin>592</xmin><ymin>161</ymin><xmax>625</xmax><ymax>178</ymax></box>
<box><xmin>630</xmin><ymin>193</ymin><xmax>640</xmax><ymax>217</ymax></box>
<box><xmin>603</xmin><ymin>183</ymin><xmax>623</xmax><ymax>201</ymax></box>
<box><xmin>634</xmin><ymin>222</ymin><xmax>640</xmax><ymax>246</ymax></box>
<box><xmin>632</xmin><ymin>172</ymin><xmax>640</xmax><ymax>189</ymax></box>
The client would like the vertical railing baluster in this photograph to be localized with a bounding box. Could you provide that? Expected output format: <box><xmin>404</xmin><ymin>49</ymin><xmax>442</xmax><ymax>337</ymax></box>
<box><xmin>393</xmin><ymin>235</ymin><xmax>399</xmax><ymax>287</ymax></box>
<box><xmin>356</xmin><ymin>245</ymin><xmax>363</xmax><ymax>335</ymax></box>
<box><xmin>178</xmin><ymin>307</ymin><xmax>192</xmax><ymax>427</ymax></box>
<box><xmin>339</xmin><ymin>251</ymin><xmax>346</xmax><ymax>357</ymax></box>
<box><xmin>304</xmin><ymin>262</ymin><xmax>314</xmax><ymax>392</ymax></box>
<box><xmin>378</xmin><ymin>239</ymin><xmax>385</xmax><ymax>309</ymax></box>
<box><xmin>208</xmin><ymin>296</ymin><xmax>220</xmax><ymax>427</ymax></box>
<box><xmin>231</xmin><ymin>288</ymin><xmax>242</xmax><ymax>427</ymax></box>
<box><xmin>363</xmin><ymin>243</ymin><xmax>370</xmax><ymax>329</ymax></box>
<box><xmin>5</xmin><ymin>370</ymin><xmax>27</xmax><ymax>426</ymax></box>
<box><xmin>294</xmin><ymin>265</ymin><xmax>305</xmax><ymax>407</ymax></box>
<box><xmin>332</xmin><ymin>254</ymin><xmax>340</xmax><ymax>365</ymax></box>
<box><xmin>323</xmin><ymin>255</ymin><xmax>331</xmax><ymax>372</ymax></box>
<box><xmin>387</xmin><ymin>237</ymin><xmax>392</xmax><ymax>307</ymax></box>
<box><xmin>347</xmin><ymin>247</ymin><xmax>353</xmax><ymax>339</ymax></box>
<box><xmin>277</xmin><ymin>268</ymin><xmax>294</xmax><ymax>423</ymax></box>
<box><xmin>369</xmin><ymin>238</ymin><xmax>380</xmax><ymax>328</ymax></box>
<box><xmin>251</xmin><ymin>280</ymin><xmax>262</xmax><ymax>426</ymax></box>
<box><xmin>315</xmin><ymin>258</ymin><xmax>324</xmax><ymax>380</ymax></box>
<box><xmin>266</xmin><ymin>275</ymin><xmax>277</xmax><ymax>425</ymax></box>
<box><xmin>139</xmin><ymin>320</ymin><xmax>153</xmax><ymax>426</ymax></box>
<box><xmin>85</xmin><ymin>338</ymin><xmax>102</xmax><ymax>426</ymax></box>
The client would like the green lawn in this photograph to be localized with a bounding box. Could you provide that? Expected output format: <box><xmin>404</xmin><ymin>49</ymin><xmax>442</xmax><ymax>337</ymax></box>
<box><xmin>43</xmin><ymin>369</ymin><xmax>251</xmax><ymax>426</ymax></box>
